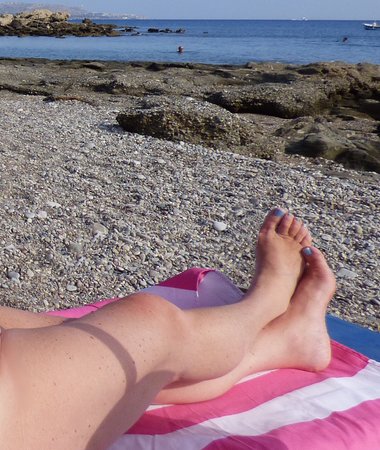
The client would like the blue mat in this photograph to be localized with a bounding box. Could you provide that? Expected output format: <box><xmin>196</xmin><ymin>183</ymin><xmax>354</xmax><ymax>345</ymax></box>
<box><xmin>327</xmin><ymin>315</ymin><xmax>380</xmax><ymax>361</ymax></box>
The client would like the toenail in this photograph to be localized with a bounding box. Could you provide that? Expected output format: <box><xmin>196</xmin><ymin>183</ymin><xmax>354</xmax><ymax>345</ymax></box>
<box><xmin>273</xmin><ymin>208</ymin><xmax>285</xmax><ymax>217</ymax></box>
<box><xmin>303</xmin><ymin>247</ymin><xmax>313</xmax><ymax>256</ymax></box>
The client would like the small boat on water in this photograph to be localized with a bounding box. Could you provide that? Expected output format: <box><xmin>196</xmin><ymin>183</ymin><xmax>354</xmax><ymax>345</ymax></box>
<box><xmin>363</xmin><ymin>21</ymin><xmax>380</xmax><ymax>30</ymax></box>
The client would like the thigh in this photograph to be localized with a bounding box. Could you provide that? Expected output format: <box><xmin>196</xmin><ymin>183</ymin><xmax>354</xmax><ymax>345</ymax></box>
<box><xmin>0</xmin><ymin>296</ymin><xmax>177</xmax><ymax>450</ymax></box>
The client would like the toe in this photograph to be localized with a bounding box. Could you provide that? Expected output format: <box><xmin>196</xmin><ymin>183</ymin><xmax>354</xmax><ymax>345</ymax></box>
<box><xmin>294</xmin><ymin>224</ymin><xmax>309</xmax><ymax>243</ymax></box>
<box><xmin>302</xmin><ymin>246</ymin><xmax>327</xmax><ymax>268</ymax></box>
<box><xmin>300</xmin><ymin>230</ymin><xmax>313</xmax><ymax>247</ymax></box>
<box><xmin>276</xmin><ymin>213</ymin><xmax>295</xmax><ymax>236</ymax></box>
<box><xmin>301</xmin><ymin>246</ymin><xmax>336</xmax><ymax>292</ymax></box>
<box><xmin>260</xmin><ymin>207</ymin><xmax>287</xmax><ymax>232</ymax></box>
<box><xmin>288</xmin><ymin>217</ymin><xmax>303</xmax><ymax>238</ymax></box>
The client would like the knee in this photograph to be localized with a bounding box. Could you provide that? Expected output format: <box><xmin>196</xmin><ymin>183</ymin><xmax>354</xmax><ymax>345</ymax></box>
<box><xmin>117</xmin><ymin>293</ymin><xmax>189</xmax><ymax>341</ymax></box>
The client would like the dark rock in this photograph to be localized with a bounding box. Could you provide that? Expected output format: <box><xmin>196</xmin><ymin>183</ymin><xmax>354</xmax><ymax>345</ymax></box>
<box><xmin>336</xmin><ymin>148</ymin><xmax>380</xmax><ymax>173</ymax></box>
<box><xmin>286</xmin><ymin>132</ymin><xmax>353</xmax><ymax>159</ymax></box>
<box><xmin>10</xmin><ymin>19</ymin><xmax>23</xmax><ymax>30</ymax></box>
<box><xmin>285</xmin><ymin>122</ymin><xmax>380</xmax><ymax>172</ymax></box>
<box><xmin>358</xmin><ymin>99</ymin><xmax>380</xmax><ymax>120</ymax></box>
<box><xmin>147</xmin><ymin>27</ymin><xmax>178</xmax><ymax>34</ymax></box>
<box><xmin>296</xmin><ymin>66</ymin><xmax>325</xmax><ymax>75</ymax></box>
<box><xmin>81</xmin><ymin>61</ymin><xmax>107</xmax><ymax>71</ymax></box>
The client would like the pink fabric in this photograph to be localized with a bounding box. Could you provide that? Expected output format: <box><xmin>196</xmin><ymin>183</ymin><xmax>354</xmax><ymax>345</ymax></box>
<box><xmin>44</xmin><ymin>268</ymin><xmax>380</xmax><ymax>450</ymax></box>
<box><xmin>158</xmin><ymin>267</ymin><xmax>214</xmax><ymax>291</ymax></box>
<box><xmin>205</xmin><ymin>399</ymin><xmax>380</xmax><ymax>449</ymax></box>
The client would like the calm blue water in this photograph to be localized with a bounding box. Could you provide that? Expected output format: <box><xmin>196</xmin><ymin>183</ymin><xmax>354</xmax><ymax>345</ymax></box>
<box><xmin>0</xmin><ymin>20</ymin><xmax>379</xmax><ymax>65</ymax></box>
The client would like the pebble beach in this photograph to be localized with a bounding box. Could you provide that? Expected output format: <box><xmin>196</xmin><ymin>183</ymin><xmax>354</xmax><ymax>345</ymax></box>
<box><xmin>0</xmin><ymin>90</ymin><xmax>379</xmax><ymax>330</ymax></box>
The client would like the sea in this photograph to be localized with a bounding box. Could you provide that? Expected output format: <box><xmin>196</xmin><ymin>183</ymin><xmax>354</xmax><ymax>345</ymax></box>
<box><xmin>0</xmin><ymin>19</ymin><xmax>379</xmax><ymax>65</ymax></box>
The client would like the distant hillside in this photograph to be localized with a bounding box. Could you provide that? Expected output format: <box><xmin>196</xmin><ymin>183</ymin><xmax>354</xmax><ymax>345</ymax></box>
<box><xmin>0</xmin><ymin>2</ymin><xmax>144</xmax><ymax>19</ymax></box>
<box><xmin>0</xmin><ymin>2</ymin><xmax>85</xmax><ymax>15</ymax></box>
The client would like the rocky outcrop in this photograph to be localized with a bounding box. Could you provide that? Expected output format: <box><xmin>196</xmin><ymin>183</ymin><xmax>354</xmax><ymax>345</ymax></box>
<box><xmin>116</xmin><ymin>96</ymin><xmax>258</xmax><ymax>151</ymax></box>
<box><xmin>0</xmin><ymin>9</ymin><xmax>120</xmax><ymax>36</ymax></box>
<box><xmin>0</xmin><ymin>58</ymin><xmax>379</xmax><ymax>172</ymax></box>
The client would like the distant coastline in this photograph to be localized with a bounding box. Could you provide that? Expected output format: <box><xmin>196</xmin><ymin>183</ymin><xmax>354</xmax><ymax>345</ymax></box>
<box><xmin>0</xmin><ymin>2</ymin><xmax>145</xmax><ymax>20</ymax></box>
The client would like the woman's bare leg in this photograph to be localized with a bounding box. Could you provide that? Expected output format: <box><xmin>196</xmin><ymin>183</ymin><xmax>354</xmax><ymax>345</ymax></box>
<box><xmin>156</xmin><ymin>246</ymin><xmax>336</xmax><ymax>404</ymax></box>
<box><xmin>0</xmin><ymin>209</ymin><xmax>308</xmax><ymax>450</ymax></box>
<box><xmin>0</xmin><ymin>306</ymin><xmax>66</xmax><ymax>329</ymax></box>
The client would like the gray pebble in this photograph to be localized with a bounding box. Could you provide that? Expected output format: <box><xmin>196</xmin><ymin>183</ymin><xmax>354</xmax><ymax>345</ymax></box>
<box><xmin>213</xmin><ymin>221</ymin><xmax>228</xmax><ymax>232</ymax></box>
<box><xmin>355</xmin><ymin>225</ymin><xmax>363</xmax><ymax>236</ymax></box>
<box><xmin>37</xmin><ymin>210</ymin><xmax>48</xmax><ymax>219</ymax></box>
<box><xmin>25</xmin><ymin>211</ymin><xmax>35</xmax><ymax>220</ymax></box>
<box><xmin>46</xmin><ymin>201</ymin><xmax>61</xmax><ymax>208</ymax></box>
<box><xmin>69</xmin><ymin>242</ymin><xmax>83</xmax><ymax>255</ymax></box>
<box><xmin>66</xmin><ymin>284</ymin><xmax>78</xmax><ymax>292</ymax></box>
<box><xmin>92</xmin><ymin>223</ymin><xmax>109</xmax><ymax>236</ymax></box>
<box><xmin>337</xmin><ymin>268</ymin><xmax>358</xmax><ymax>279</ymax></box>
<box><xmin>7</xmin><ymin>271</ymin><xmax>20</xmax><ymax>282</ymax></box>
<box><xmin>149</xmin><ymin>269</ymin><xmax>160</xmax><ymax>279</ymax></box>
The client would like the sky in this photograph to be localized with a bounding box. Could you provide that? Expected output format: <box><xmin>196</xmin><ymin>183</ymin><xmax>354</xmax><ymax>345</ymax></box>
<box><xmin>3</xmin><ymin>0</ymin><xmax>379</xmax><ymax>20</ymax></box>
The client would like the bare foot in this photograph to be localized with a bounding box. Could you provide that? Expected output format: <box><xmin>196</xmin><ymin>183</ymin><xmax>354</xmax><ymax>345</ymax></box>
<box><xmin>248</xmin><ymin>245</ymin><xmax>336</xmax><ymax>372</ymax></box>
<box><xmin>244</xmin><ymin>208</ymin><xmax>312</xmax><ymax>321</ymax></box>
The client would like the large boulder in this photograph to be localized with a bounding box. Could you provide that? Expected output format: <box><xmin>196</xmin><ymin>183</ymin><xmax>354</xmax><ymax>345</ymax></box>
<box><xmin>284</xmin><ymin>120</ymin><xmax>380</xmax><ymax>173</ymax></box>
<box><xmin>116</xmin><ymin>96</ymin><xmax>258</xmax><ymax>150</ymax></box>
<box><xmin>286</xmin><ymin>132</ymin><xmax>354</xmax><ymax>159</ymax></box>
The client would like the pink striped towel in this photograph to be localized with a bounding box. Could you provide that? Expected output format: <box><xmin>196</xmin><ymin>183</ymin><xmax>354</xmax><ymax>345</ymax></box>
<box><xmin>48</xmin><ymin>268</ymin><xmax>380</xmax><ymax>449</ymax></box>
